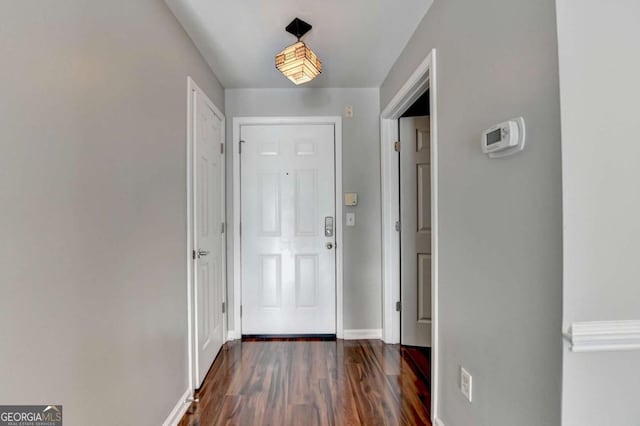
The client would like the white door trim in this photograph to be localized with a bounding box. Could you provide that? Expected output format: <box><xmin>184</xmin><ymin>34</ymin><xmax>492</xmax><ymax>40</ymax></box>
<box><xmin>186</xmin><ymin>77</ymin><xmax>226</xmax><ymax>392</ymax></box>
<box><xmin>232</xmin><ymin>116</ymin><xmax>344</xmax><ymax>338</ymax></box>
<box><xmin>379</xmin><ymin>49</ymin><xmax>439</xmax><ymax>421</ymax></box>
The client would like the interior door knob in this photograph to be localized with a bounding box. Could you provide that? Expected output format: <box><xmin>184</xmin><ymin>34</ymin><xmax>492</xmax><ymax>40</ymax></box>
<box><xmin>326</xmin><ymin>243</ymin><xmax>333</xmax><ymax>250</ymax></box>
<box><xmin>198</xmin><ymin>249</ymin><xmax>210</xmax><ymax>257</ymax></box>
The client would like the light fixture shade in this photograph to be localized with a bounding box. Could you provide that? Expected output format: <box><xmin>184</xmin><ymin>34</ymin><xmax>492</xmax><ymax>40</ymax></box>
<box><xmin>275</xmin><ymin>41</ymin><xmax>322</xmax><ymax>85</ymax></box>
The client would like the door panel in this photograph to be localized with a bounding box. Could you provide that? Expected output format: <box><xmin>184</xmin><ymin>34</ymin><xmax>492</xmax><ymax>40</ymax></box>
<box><xmin>400</xmin><ymin>116</ymin><xmax>432</xmax><ymax>347</ymax></box>
<box><xmin>418</xmin><ymin>254</ymin><xmax>432</xmax><ymax>321</ymax></box>
<box><xmin>417</xmin><ymin>164</ymin><xmax>431</xmax><ymax>232</ymax></box>
<box><xmin>241</xmin><ymin>124</ymin><xmax>336</xmax><ymax>335</ymax></box>
<box><xmin>258</xmin><ymin>173</ymin><xmax>281</xmax><ymax>236</ymax></box>
<box><xmin>294</xmin><ymin>169</ymin><xmax>318</xmax><ymax>236</ymax></box>
<box><xmin>193</xmin><ymin>88</ymin><xmax>225</xmax><ymax>387</ymax></box>
<box><xmin>296</xmin><ymin>254</ymin><xmax>319</xmax><ymax>307</ymax></box>
<box><xmin>260</xmin><ymin>254</ymin><xmax>282</xmax><ymax>308</ymax></box>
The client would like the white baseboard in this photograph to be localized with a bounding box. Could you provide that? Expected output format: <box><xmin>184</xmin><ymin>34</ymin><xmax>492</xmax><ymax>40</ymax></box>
<box><xmin>434</xmin><ymin>418</ymin><xmax>445</xmax><ymax>426</ymax></box>
<box><xmin>227</xmin><ymin>329</ymin><xmax>373</xmax><ymax>340</ymax></box>
<box><xmin>565</xmin><ymin>320</ymin><xmax>640</xmax><ymax>352</ymax></box>
<box><xmin>162</xmin><ymin>388</ymin><xmax>191</xmax><ymax>426</ymax></box>
<box><xmin>342</xmin><ymin>329</ymin><xmax>382</xmax><ymax>340</ymax></box>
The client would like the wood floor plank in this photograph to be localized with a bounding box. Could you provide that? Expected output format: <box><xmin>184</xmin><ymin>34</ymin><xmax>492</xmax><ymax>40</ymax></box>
<box><xmin>327</xmin><ymin>341</ymin><xmax>362</xmax><ymax>426</ymax></box>
<box><xmin>179</xmin><ymin>339</ymin><xmax>431</xmax><ymax>426</ymax></box>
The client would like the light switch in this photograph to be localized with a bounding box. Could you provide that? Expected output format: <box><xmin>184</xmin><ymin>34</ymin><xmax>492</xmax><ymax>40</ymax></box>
<box><xmin>460</xmin><ymin>367</ymin><xmax>472</xmax><ymax>402</ymax></box>
<box><xmin>346</xmin><ymin>212</ymin><xmax>356</xmax><ymax>227</ymax></box>
<box><xmin>344</xmin><ymin>192</ymin><xmax>358</xmax><ymax>206</ymax></box>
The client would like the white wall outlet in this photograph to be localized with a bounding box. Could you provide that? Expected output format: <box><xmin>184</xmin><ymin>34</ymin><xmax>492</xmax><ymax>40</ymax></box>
<box><xmin>460</xmin><ymin>367</ymin><xmax>473</xmax><ymax>402</ymax></box>
<box><xmin>344</xmin><ymin>105</ymin><xmax>353</xmax><ymax>118</ymax></box>
<box><xmin>346</xmin><ymin>212</ymin><xmax>356</xmax><ymax>227</ymax></box>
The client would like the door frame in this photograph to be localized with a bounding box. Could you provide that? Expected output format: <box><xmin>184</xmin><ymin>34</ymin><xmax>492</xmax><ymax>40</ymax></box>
<box><xmin>232</xmin><ymin>116</ymin><xmax>344</xmax><ymax>339</ymax></box>
<box><xmin>379</xmin><ymin>49</ymin><xmax>439</xmax><ymax>420</ymax></box>
<box><xmin>186</xmin><ymin>77</ymin><xmax>226</xmax><ymax>392</ymax></box>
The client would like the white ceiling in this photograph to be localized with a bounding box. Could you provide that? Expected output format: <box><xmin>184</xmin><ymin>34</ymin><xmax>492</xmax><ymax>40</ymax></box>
<box><xmin>166</xmin><ymin>0</ymin><xmax>433</xmax><ymax>88</ymax></box>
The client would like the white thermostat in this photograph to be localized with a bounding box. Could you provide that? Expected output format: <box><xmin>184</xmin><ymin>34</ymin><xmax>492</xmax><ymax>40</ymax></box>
<box><xmin>481</xmin><ymin>117</ymin><xmax>526</xmax><ymax>158</ymax></box>
<box><xmin>344</xmin><ymin>192</ymin><xmax>358</xmax><ymax>206</ymax></box>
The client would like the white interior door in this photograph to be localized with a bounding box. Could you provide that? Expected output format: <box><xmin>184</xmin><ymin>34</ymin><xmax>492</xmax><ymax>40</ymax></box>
<box><xmin>400</xmin><ymin>116</ymin><xmax>432</xmax><ymax>347</ymax></box>
<box><xmin>240</xmin><ymin>124</ymin><xmax>336</xmax><ymax>335</ymax></box>
<box><xmin>192</xmin><ymin>84</ymin><xmax>225</xmax><ymax>387</ymax></box>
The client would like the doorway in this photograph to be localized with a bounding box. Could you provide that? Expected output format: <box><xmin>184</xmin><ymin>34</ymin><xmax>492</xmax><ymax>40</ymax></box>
<box><xmin>186</xmin><ymin>77</ymin><xmax>227</xmax><ymax>391</ymax></box>
<box><xmin>232</xmin><ymin>117</ymin><xmax>344</xmax><ymax>338</ymax></box>
<box><xmin>380</xmin><ymin>49</ymin><xmax>438</xmax><ymax>421</ymax></box>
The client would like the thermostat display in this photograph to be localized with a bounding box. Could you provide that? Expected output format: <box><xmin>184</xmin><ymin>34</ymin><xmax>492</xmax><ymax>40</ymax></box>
<box><xmin>486</xmin><ymin>128</ymin><xmax>502</xmax><ymax>146</ymax></box>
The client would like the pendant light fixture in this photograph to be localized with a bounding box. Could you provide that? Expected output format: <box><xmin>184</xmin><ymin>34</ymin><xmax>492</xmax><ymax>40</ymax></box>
<box><xmin>275</xmin><ymin>18</ymin><xmax>322</xmax><ymax>85</ymax></box>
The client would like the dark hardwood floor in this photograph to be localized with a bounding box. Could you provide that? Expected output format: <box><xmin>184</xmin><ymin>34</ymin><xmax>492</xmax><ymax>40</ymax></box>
<box><xmin>179</xmin><ymin>339</ymin><xmax>431</xmax><ymax>426</ymax></box>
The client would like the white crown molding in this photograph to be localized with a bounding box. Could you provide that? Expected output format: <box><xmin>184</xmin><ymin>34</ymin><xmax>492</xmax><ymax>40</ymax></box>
<box><xmin>565</xmin><ymin>320</ymin><xmax>640</xmax><ymax>352</ymax></box>
<box><xmin>162</xmin><ymin>388</ymin><xmax>191</xmax><ymax>426</ymax></box>
<box><xmin>342</xmin><ymin>329</ymin><xmax>382</xmax><ymax>340</ymax></box>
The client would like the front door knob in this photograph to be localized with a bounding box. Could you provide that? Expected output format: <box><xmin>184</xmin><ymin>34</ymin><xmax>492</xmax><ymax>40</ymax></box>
<box><xmin>197</xmin><ymin>249</ymin><xmax>210</xmax><ymax>258</ymax></box>
<box><xmin>326</xmin><ymin>243</ymin><xmax>333</xmax><ymax>250</ymax></box>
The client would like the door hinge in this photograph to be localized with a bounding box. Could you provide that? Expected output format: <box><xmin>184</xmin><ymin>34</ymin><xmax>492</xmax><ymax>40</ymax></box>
<box><xmin>394</xmin><ymin>141</ymin><xmax>400</xmax><ymax>152</ymax></box>
<box><xmin>240</xmin><ymin>305</ymin><xmax>243</xmax><ymax>317</ymax></box>
<box><xmin>220</xmin><ymin>143</ymin><xmax>224</xmax><ymax>154</ymax></box>
<box><xmin>192</xmin><ymin>249</ymin><xmax>196</xmax><ymax>260</ymax></box>
<box><xmin>395</xmin><ymin>221</ymin><xmax>401</xmax><ymax>232</ymax></box>
<box><xmin>396</xmin><ymin>301</ymin><xmax>401</xmax><ymax>312</ymax></box>
<box><xmin>222</xmin><ymin>302</ymin><xmax>226</xmax><ymax>314</ymax></box>
<box><xmin>239</xmin><ymin>140</ymin><xmax>245</xmax><ymax>154</ymax></box>
<box><xmin>221</xmin><ymin>222</ymin><xmax>225</xmax><ymax>233</ymax></box>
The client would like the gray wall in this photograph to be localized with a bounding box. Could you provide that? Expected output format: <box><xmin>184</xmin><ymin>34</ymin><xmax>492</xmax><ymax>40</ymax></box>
<box><xmin>224</xmin><ymin>88</ymin><xmax>382</xmax><ymax>331</ymax></box>
<box><xmin>556</xmin><ymin>0</ymin><xmax>640</xmax><ymax>424</ymax></box>
<box><xmin>0</xmin><ymin>1</ymin><xmax>223</xmax><ymax>425</ymax></box>
<box><xmin>380</xmin><ymin>0</ymin><xmax>563</xmax><ymax>425</ymax></box>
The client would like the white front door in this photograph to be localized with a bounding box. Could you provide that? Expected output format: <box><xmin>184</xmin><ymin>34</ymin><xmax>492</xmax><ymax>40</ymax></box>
<box><xmin>240</xmin><ymin>124</ymin><xmax>336</xmax><ymax>335</ymax></box>
<box><xmin>192</xmin><ymin>84</ymin><xmax>225</xmax><ymax>387</ymax></box>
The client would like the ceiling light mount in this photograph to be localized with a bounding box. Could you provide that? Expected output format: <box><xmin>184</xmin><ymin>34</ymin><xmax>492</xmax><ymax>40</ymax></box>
<box><xmin>276</xmin><ymin>17</ymin><xmax>322</xmax><ymax>85</ymax></box>
<box><xmin>285</xmin><ymin>18</ymin><xmax>312</xmax><ymax>40</ymax></box>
